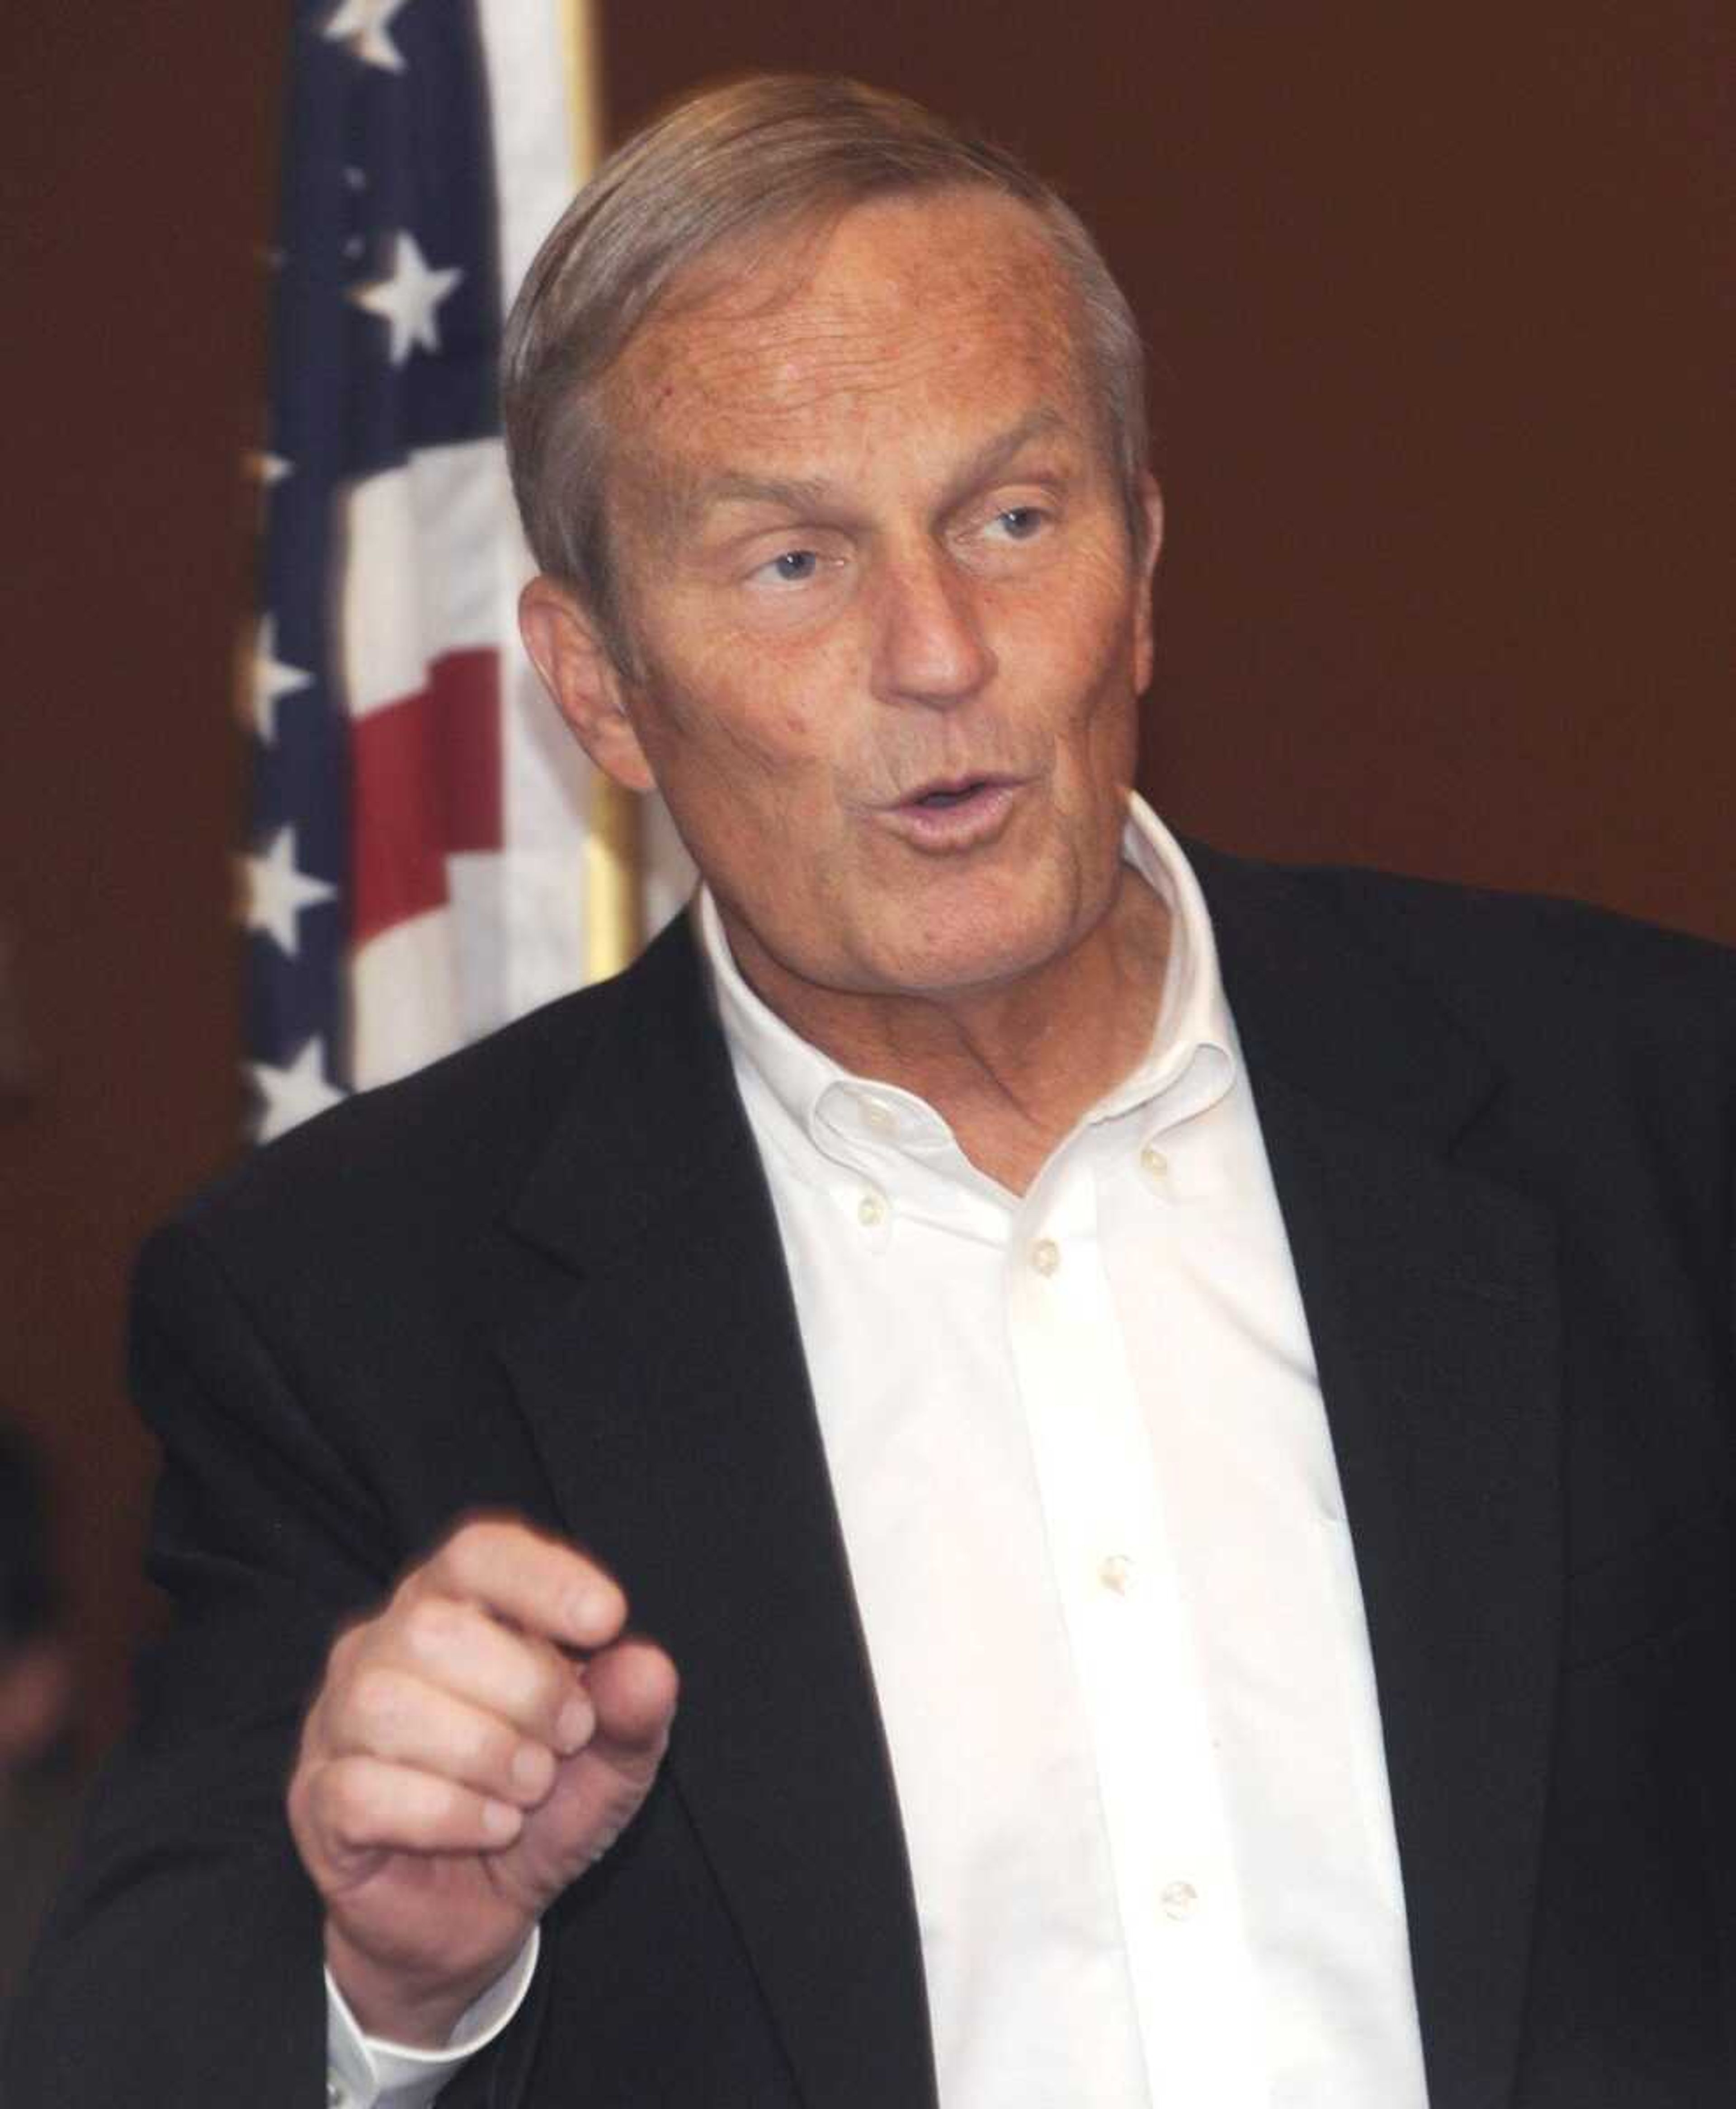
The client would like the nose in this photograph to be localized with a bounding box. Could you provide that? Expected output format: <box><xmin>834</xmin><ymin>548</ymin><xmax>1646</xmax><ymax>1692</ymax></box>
<box><xmin>868</xmin><ymin>544</ymin><xmax>997</xmax><ymax>708</ymax></box>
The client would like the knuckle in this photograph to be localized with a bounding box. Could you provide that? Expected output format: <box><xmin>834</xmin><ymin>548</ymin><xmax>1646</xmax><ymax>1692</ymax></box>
<box><xmin>349</xmin><ymin>1665</ymin><xmax>414</xmax><ymax>1749</ymax></box>
<box><xmin>401</xmin><ymin>1593</ymin><xmax>468</xmax><ymax>1667</ymax></box>
<box><xmin>326</xmin><ymin>1622</ymin><xmax>361</xmax><ymax>1677</ymax></box>
<box><xmin>439</xmin><ymin>1514</ymin><xmax>508</xmax><ymax>1588</ymax></box>
<box><xmin>285</xmin><ymin>1762</ymin><xmax>316</xmax><ymax>1843</ymax></box>
<box><xmin>319</xmin><ymin>1761</ymin><xmax>377</xmax><ymax>1848</ymax></box>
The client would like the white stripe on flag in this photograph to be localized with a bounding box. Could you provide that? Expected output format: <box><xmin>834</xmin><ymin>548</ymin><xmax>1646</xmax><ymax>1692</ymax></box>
<box><xmin>352</xmin><ymin>910</ymin><xmax>462</xmax><ymax>1088</ymax></box>
<box><xmin>340</xmin><ymin>442</ymin><xmax>503</xmax><ymax>718</ymax></box>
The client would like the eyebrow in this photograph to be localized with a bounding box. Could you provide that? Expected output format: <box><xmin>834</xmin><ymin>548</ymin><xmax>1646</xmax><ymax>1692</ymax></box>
<box><xmin>681</xmin><ymin>406</ymin><xmax>1077</xmax><ymax>527</ymax></box>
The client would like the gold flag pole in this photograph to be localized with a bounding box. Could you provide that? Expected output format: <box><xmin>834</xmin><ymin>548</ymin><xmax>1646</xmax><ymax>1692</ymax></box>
<box><xmin>565</xmin><ymin>0</ymin><xmax>643</xmax><ymax>982</ymax></box>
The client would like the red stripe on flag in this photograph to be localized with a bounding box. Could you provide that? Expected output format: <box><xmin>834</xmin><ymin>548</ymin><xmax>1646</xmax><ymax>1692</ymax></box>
<box><xmin>430</xmin><ymin>649</ymin><xmax>504</xmax><ymax>854</ymax></box>
<box><xmin>351</xmin><ymin>648</ymin><xmax>503</xmax><ymax>947</ymax></box>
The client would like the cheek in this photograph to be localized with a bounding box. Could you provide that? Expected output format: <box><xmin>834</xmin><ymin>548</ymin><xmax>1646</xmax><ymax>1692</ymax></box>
<box><xmin>637</xmin><ymin>683</ymin><xmax>842</xmax><ymax>858</ymax></box>
<box><xmin>1042</xmin><ymin>612</ymin><xmax>1142</xmax><ymax>748</ymax></box>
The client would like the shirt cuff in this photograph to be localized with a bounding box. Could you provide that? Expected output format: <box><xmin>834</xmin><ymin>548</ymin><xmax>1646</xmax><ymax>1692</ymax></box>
<box><xmin>325</xmin><ymin>1929</ymin><xmax>541</xmax><ymax>2109</ymax></box>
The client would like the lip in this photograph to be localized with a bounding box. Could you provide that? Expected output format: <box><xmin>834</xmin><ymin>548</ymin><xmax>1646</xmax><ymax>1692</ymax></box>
<box><xmin>874</xmin><ymin>774</ymin><xmax>1024</xmax><ymax>852</ymax></box>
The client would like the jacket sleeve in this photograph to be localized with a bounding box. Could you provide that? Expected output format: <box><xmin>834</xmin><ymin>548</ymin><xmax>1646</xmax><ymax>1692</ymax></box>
<box><xmin>4</xmin><ymin>1218</ymin><xmax>415</xmax><ymax>2106</ymax></box>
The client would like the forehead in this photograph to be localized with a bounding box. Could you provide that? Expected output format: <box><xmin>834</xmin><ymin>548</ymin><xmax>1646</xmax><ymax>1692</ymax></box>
<box><xmin>601</xmin><ymin>190</ymin><xmax>1093</xmax><ymax>489</ymax></box>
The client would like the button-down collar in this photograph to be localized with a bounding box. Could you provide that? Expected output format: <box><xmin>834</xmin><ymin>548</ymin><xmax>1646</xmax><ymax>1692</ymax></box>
<box><xmin>700</xmin><ymin>794</ymin><xmax>1238</xmax><ymax>1221</ymax></box>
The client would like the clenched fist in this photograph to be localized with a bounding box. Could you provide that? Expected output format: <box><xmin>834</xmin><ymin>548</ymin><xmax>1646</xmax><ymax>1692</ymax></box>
<box><xmin>287</xmin><ymin>1517</ymin><xmax>678</xmax><ymax>2046</ymax></box>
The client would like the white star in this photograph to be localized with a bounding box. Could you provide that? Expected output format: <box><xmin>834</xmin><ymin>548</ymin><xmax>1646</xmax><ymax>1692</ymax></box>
<box><xmin>350</xmin><ymin>231</ymin><xmax>462</xmax><ymax>364</ymax></box>
<box><xmin>323</xmin><ymin>0</ymin><xmax>411</xmax><ymax>73</ymax></box>
<box><xmin>248</xmin><ymin>1038</ymin><xmax>346</xmax><ymax>1143</ymax></box>
<box><xmin>246</xmin><ymin>615</ymin><xmax>313</xmax><ymax>745</ymax></box>
<box><xmin>240</xmin><ymin>829</ymin><xmax>337</xmax><ymax>955</ymax></box>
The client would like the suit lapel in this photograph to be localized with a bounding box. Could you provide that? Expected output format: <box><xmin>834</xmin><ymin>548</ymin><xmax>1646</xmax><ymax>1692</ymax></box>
<box><xmin>1200</xmin><ymin>848</ymin><xmax>1564</xmax><ymax>2109</ymax></box>
<box><xmin>498</xmin><ymin>918</ymin><xmax>938</xmax><ymax>2109</ymax></box>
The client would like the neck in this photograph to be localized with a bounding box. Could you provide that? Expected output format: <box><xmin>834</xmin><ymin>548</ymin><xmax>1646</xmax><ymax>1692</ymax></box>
<box><xmin>727</xmin><ymin>868</ymin><xmax>1171</xmax><ymax>1195</ymax></box>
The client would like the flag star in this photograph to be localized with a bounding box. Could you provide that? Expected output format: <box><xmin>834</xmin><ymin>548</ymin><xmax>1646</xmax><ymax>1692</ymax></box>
<box><xmin>240</xmin><ymin>828</ymin><xmax>337</xmax><ymax>955</ymax></box>
<box><xmin>323</xmin><ymin>0</ymin><xmax>411</xmax><ymax>73</ymax></box>
<box><xmin>248</xmin><ymin>1038</ymin><xmax>346</xmax><ymax>1143</ymax></box>
<box><xmin>247</xmin><ymin>615</ymin><xmax>313</xmax><ymax>744</ymax></box>
<box><xmin>350</xmin><ymin>231</ymin><xmax>463</xmax><ymax>364</ymax></box>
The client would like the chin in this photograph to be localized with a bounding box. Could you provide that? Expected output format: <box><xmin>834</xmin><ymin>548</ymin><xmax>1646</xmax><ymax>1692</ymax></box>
<box><xmin>860</xmin><ymin>916</ymin><xmax>1078</xmax><ymax>1000</ymax></box>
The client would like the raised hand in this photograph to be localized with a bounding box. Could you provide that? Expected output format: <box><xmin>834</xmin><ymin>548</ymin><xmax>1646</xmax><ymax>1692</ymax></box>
<box><xmin>287</xmin><ymin>1516</ymin><xmax>678</xmax><ymax>2046</ymax></box>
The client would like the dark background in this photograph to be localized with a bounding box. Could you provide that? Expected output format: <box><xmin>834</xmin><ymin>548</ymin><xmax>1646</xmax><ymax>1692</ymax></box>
<box><xmin>1</xmin><ymin>1</ymin><xmax>1729</xmax><ymax>1750</ymax></box>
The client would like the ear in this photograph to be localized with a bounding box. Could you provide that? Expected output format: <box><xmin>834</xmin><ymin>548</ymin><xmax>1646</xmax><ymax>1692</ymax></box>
<box><xmin>518</xmin><ymin>576</ymin><xmax>657</xmax><ymax>794</ymax></box>
<box><xmin>1132</xmin><ymin>472</ymin><xmax>1165</xmax><ymax>695</ymax></box>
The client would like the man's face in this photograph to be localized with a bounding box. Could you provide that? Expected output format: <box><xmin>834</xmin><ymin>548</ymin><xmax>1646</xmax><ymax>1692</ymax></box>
<box><xmin>547</xmin><ymin>189</ymin><xmax>1160</xmax><ymax>1011</ymax></box>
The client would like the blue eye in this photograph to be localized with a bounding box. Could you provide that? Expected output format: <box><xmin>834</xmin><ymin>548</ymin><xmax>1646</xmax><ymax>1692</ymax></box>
<box><xmin>995</xmin><ymin>506</ymin><xmax>1046</xmax><ymax>540</ymax></box>
<box><xmin>769</xmin><ymin>549</ymin><xmax>819</xmax><ymax>582</ymax></box>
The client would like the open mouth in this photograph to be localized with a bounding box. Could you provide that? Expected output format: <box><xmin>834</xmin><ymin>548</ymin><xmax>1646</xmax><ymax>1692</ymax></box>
<box><xmin>879</xmin><ymin>775</ymin><xmax>1021</xmax><ymax>848</ymax></box>
<box><xmin>900</xmin><ymin>771</ymin><xmax>1019</xmax><ymax>809</ymax></box>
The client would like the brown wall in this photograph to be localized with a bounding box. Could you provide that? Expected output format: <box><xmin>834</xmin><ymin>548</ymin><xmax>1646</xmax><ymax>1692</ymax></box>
<box><xmin>0</xmin><ymin>9</ymin><xmax>288</xmax><ymax>1747</ymax></box>
<box><xmin>0</xmin><ymin>3</ymin><xmax>1729</xmax><ymax>1750</ymax></box>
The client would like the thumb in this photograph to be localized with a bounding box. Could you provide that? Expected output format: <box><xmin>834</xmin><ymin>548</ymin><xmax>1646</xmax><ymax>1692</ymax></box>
<box><xmin>522</xmin><ymin>1638</ymin><xmax>679</xmax><ymax>1887</ymax></box>
<box><xmin>584</xmin><ymin>1636</ymin><xmax>680</xmax><ymax>1780</ymax></box>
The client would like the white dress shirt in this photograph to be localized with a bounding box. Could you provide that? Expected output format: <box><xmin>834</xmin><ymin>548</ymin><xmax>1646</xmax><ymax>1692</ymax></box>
<box><xmin>332</xmin><ymin>797</ymin><xmax>1431</xmax><ymax>2107</ymax></box>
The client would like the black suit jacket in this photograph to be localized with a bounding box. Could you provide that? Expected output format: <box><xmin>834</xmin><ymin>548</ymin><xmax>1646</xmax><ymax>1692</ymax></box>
<box><xmin>7</xmin><ymin>847</ymin><xmax>1736</xmax><ymax>2108</ymax></box>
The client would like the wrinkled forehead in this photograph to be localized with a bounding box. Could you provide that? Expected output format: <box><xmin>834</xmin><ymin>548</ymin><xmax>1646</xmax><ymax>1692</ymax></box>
<box><xmin>599</xmin><ymin>189</ymin><xmax>1095</xmax><ymax>480</ymax></box>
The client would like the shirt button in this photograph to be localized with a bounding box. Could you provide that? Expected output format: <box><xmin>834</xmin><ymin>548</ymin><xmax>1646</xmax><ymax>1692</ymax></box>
<box><xmin>1030</xmin><ymin>1237</ymin><xmax>1061</xmax><ymax>1277</ymax></box>
<box><xmin>858</xmin><ymin>1192</ymin><xmax>887</xmax><ymax>1228</ymax></box>
<box><xmin>1140</xmin><ymin>1142</ymin><xmax>1169</xmax><ymax>1178</ymax></box>
<box><xmin>1099</xmin><ymin>1552</ymin><xmax>1136</xmax><ymax>1596</ymax></box>
<box><xmin>327</xmin><ymin>2083</ymin><xmax>349</xmax><ymax>2109</ymax></box>
<box><xmin>1160</xmin><ymin>1879</ymin><xmax>1199</xmax><ymax>1921</ymax></box>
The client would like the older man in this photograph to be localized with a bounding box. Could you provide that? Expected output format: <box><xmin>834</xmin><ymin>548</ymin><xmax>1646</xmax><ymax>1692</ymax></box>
<box><xmin>9</xmin><ymin>75</ymin><xmax>1736</xmax><ymax>2109</ymax></box>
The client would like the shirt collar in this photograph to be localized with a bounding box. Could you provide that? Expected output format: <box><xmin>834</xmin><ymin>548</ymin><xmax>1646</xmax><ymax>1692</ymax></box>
<box><xmin>699</xmin><ymin>793</ymin><xmax>1238</xmax><ymax>1176</ymax></box>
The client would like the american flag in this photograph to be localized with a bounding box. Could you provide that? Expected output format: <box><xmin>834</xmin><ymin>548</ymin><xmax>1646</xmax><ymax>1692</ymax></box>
<box><xmin>240</xmin><ymin>0</ymin><xmax>688</xmax><ymax>1142</ymax></box>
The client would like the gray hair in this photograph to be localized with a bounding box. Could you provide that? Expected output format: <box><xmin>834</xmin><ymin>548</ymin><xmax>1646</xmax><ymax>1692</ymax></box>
<box><xmin>501</xmin><ymin>74</ymin><xmax>1149</xmax><ymax>667</ymax></box>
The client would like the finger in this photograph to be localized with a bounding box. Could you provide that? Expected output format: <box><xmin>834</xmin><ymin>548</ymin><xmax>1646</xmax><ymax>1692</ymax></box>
<box><xmin>326</xmin><ymin>1664</ymin><xmax>565</xmax><ymax>1807</ymax></box>
<box><xmin>519</xmin><ymin>1644</ymin><xmax>678</xmax><ymax>1875</ymax></box>
<box><xmin>585</xmin><ymin>1639</ymin><xmax>680</xmax><ymax>1773</ymax></box>
<box><xmin>414</xmin><ymin>1516</ymin><xmax>626</xmax><ymax>1651</ymax></box>
<box><xmin>365</xmin><ymin>1595</ymin><xmax>596</xmax><ymax>1754</ymax></box>
<box><xmin>306</xmin><ymin>1753</ymin><xmax>525</xmax><ymax>1871</ymax></box>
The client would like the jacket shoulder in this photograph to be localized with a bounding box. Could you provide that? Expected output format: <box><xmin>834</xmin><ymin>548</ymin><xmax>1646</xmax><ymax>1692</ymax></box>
<box><xmin>1196</xmin><ymin>840</ymin><xmax>1736</xmax><ymax>1034</ymax></box>
<box><xmin>181</xmin><ymin>911</ymin><xmax>715</xmax><ymax>1263</ymax></box>
<box><xmin>1300</xmin><ymin>861</ymin><xmax>1735</xmax><ymax>979</ymax></box>
<box><xmin>1188</xmin><ymin>841</ymin><xmax>1736</xmax><ymax>1150</ymax></box>
<box><xmin>1295</xmin><ymin>862</ymin><xmax>1736</xmax><ymax>1050</ymax></box>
